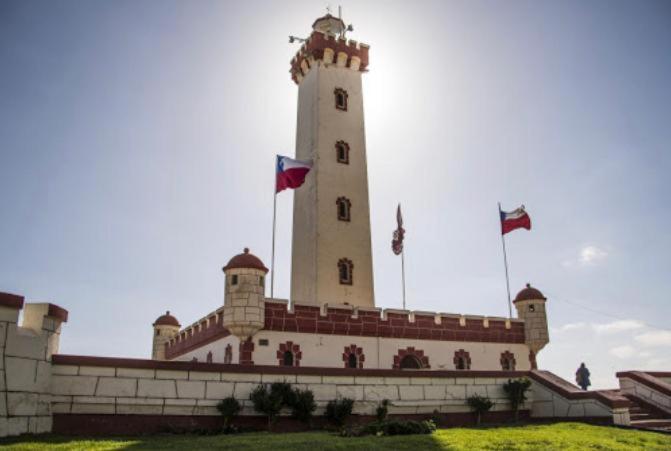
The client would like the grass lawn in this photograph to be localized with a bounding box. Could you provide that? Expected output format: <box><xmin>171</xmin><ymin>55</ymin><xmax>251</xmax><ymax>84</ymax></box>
<box><xmin>0</xmin><ymin>423</ymin><xmax>669</xmax><ymax>450</ymax></box>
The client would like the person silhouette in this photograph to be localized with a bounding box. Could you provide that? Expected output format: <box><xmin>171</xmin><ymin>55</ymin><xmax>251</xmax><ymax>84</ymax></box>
<box><xmin>575</xmin><ymin>362</ymin><xmax>591</xmax><ymax>391</ymax></box>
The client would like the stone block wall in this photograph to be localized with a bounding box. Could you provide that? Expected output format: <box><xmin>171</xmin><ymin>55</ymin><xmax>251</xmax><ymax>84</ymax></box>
<box><xmin>51</xmin><ymin>356</ymin><xmax>526</xmax><ymax>417</ymax></box>
<box><xmin>617</xmin><ymin>371</ymin><xmax>671</xmax><ymax>414</ymax></box>
<box><xmin>0</xmin><ymin>293</ymin><xmax>68</xmax><ymax>437</ymax></box>
<box><xmin>530</xmin><ymin>370</ymin><xmax>631</xmax><ymax>425</ymax></box>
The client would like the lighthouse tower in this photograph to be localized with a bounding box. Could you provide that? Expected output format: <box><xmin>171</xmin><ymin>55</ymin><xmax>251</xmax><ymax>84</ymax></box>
<box><xmin>290</xmin><ymin>14</ymin><xmax>375</xmax><ymax>308</ymax></box>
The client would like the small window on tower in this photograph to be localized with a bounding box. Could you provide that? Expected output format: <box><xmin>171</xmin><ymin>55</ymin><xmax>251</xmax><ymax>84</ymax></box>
<box><xmin>336</xmin><ymin>197</ymin><xmax>351</xmax><ymax>222</ymax></box>
<box><xmin>338</xmin><ymin>258</ymin><xmax>353</xmax><ymax>285</ymax></box>
<box><xmin>155</xmin><ymin>329</ymin><xmax>160</xmax><ymax>336</ymax></box>
<box><xmin>528</xmin><ymin>304</ymin><xmax>535</xmax><ymax>312</ymax></box>
<box><xmin>231</xmin><ymin>275</ymin><xmax>238</xmax><ymax>286</ymax></box>
<box><xmin>335</xmin><ymin>141</ymin><xmax>350</xmax><ymax>164</ymax></box>
<box><xmin>259</xmin><ymin>276</ymin><xmax>264</xmax><ymax>287</ymax></box>
<box><xmin>334</xmin><ymin>88</ymin><xmax>348</xmax><ymax>111</ymax></box>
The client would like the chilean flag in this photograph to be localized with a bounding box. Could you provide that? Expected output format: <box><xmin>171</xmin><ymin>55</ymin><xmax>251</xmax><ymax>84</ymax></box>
<box><xmin>276</xmin><ymin>155</ymin><xmax>312</xmax><ymax>193</ymax></box>
<box><xmin>500</xmin><ymin>205</ymin><xmax>532</xmax><ymax>235</ymax></box>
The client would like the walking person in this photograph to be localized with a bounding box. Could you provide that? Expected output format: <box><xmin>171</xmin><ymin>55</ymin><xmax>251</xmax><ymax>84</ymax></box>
<box><xmin>575</xmin><ymin>362</ymin><xmax>591</xmax><ymax>391</ymax></box>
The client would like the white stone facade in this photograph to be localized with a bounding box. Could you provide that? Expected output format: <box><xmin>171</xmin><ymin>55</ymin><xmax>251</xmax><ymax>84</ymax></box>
<box><xmin>0</xmin><ymin>295</ymin><xmax>67</xmax><ymax>437</ymax></box>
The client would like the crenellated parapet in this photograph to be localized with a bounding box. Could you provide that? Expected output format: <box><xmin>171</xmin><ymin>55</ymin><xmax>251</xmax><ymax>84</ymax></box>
<box><xmin>265</xmin><ymin>300</ymin><xmax>525</xmax><ymax>343</ymax></box>
<box><xmin>290</xmin><ymin>31</ymin><xmax>370</xmax><ymax>84</ymax></box>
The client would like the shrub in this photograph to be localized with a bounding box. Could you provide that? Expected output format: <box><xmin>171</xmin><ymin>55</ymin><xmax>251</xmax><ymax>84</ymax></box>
<box><xmin>342</xmin><ymin>419</ymin><xmax>436</xmax><ymax>437</ymax></box>
<box><xmin>289</xmin><ymin>388</ymin><xmax>316</xmax><ymax>423</ymax></box>
<box><xmin>270</xmin><ymin>382</ymin><xmax>295</xmax><ymax>405</ymax></box>
<box><xmin>216</xmin><ymin>397</ymin><xmax>241</xmax><ymax>432</ymax></box>
<box><xmin>325</xmin><ymin>398</ymin><xmax>354</xmax><ymax>427</ymax></box>
<box><xmin>250</xmin><ymin>384</ymin><xmax>284</xmax><ymax>430</ymax></box>
<box><xmin>375</xmin><ymin>399</ymin><xmax>390</xmax><ymax>422</ymax></box>
<box><xmin>466</xmin><ymin>394</ymin><xmax>494</xmax><ymax>426</ymax></box>
<box><xmin>503</xmin><ymin>378</ymin><xmax>532</xmax><ymax>422</ymax></box>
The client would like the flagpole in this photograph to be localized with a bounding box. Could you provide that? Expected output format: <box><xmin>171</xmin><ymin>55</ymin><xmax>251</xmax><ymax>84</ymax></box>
<box><xmin>499</xmin><ymin>202</ymin><xmax>512</xmax><ymax>318</ymax></box>
<box><xmin>401</xmin><ymin>249</ymin><xmax>406</xmax><ymax>310</ymax></box>
<box><xmin>270</xmin><ymin>184</ymin><xmax>277</xmax><ymax>299</ymax></box>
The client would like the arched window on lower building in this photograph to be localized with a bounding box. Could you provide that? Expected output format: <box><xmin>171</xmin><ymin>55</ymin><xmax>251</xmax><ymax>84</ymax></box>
<box><xmin>283</xmin><ymin>350</ymin><xmax>293</xmax><ymax>366</ymax></box>
<box><xmin>453</xmin><ymin>349</ymin><xmax>471</xmax><ymax>370</ymax></box>
<box><xmin>393</xmin><ymin>347</ymin><xmax>430</xmax><ymax>369</ymax></box>
<box><xmin>399</xmin><ymin>355</ymin><xmax>422</xmax><ymax>369</ymax></box>
<box><xmin>206</xmin><ymin>351</ymin><xmax>213</xmax><ymax>363</ymax></box>
<box><xmin>223</xmin><ymin>344</ymin><xmax>232</xmax><ymax>364</ymax></box>
<box><xmin>277</xmin><ymin>341</ymin><xmax>302</xmax><ymax>367</ymax></box>
<box><xmin>500</xmin><ymin>351</ymin><xmax>516</xmax><ymax>371</ymax></box>
<box><xmin>342</xmin><ymin>344</ymin><xmax>365</xmax><ymax>369</ymax></box>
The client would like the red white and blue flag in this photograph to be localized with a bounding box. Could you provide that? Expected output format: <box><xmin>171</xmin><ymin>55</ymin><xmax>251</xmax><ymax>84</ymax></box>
<box><xmin>391</xmin><ymin>204</ymin><xmax>405</xmax><ymax>255</ymax></box>
<box><xmin>500</xmin><ymin>205</ymin><xmax>531</xmax><ymax>235</ymax></box>
<box><xmin>276</xmin><ymin>155</ymin><xmax>312</xmax><ymax>193</ymax></box>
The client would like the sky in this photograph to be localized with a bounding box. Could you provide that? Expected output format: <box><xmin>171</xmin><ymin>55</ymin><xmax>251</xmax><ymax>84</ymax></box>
<box><xmin>1</xmin><ymin>0</ymin><xmax>670</xmax><ymax>389</ymax></box>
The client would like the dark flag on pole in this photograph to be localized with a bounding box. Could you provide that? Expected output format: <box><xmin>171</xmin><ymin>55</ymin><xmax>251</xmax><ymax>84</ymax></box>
<box><xmin>391</xmin><ymin>204</ymin><xmax>405</xmax><ymax>255</ymax></box>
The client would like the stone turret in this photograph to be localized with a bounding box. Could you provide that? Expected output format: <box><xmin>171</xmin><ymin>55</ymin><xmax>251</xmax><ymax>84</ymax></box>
<box><xmin>222</xmin><ymin>248</ymin><xmax>267</xmax><ymax>339</ymax></box>
<box><xmin>514</xmin><ymin>283</ymin><xmax>549</xmax><ymax>368</ymax></box>
<box><xmin>152</xmin><ymin>311</ymin><xmax>180</xmax><ymax>360</ymax></box>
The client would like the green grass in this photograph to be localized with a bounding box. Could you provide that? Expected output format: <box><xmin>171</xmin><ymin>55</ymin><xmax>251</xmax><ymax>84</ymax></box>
<box><xmin>0</xmin><ymin>423</ymin><xmax>669</xmax><ymax>450</ymax></box>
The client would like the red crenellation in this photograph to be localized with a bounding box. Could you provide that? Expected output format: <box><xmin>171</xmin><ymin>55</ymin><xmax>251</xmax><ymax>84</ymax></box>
<box><xmin>264</xmin><ymin>302</ymin><xmax>525</xmax><ymax>344</ymax></box>
<box><xmin>165</xmin><ymin>313</ymin><xmax>230</xmax><ymax>360</ymax></box>
<box><xmin>290</xmin><ymin>32</ymin><xmax>370</xmax><ymax>84</ymax></box>
<box><xmin>164</xmin><ymin>301</ymin><xmax>525</xmax><ymax>360</ymax></box>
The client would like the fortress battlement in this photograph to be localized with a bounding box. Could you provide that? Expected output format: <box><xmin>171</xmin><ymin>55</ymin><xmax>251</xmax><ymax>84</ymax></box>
<box><xmin>290</xmin><ymin>31</ymin><xmax>370</xmax><ymax>83</ymax></box>
<box><xmin>164</xmin><ymin>298</ymin><xmax>525</xmax><ymax>360</ymax></box>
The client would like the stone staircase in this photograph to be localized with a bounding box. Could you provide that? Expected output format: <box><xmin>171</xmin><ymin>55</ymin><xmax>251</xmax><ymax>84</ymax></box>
<box><xmin>625</xmin><ymin>394</ymin><xmax>671</xmax><ymax>433</ymax></box>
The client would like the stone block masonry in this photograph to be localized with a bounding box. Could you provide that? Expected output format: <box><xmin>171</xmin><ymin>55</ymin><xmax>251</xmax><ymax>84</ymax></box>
<box><xmin>0</xmin><ymin>292</ymin><xmax>68</xmax><ymax>437</ymax></box>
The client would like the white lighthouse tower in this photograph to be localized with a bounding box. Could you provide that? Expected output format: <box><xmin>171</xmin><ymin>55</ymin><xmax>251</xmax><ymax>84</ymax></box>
<box><xmin>290</xmin><ymin>14</ymin><xmax>375</xmax><ymax>308</ymax></box>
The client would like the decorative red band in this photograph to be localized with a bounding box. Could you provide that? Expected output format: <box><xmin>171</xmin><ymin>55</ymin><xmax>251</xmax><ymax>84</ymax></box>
<box><xmin>0</xmin><ymin>292</ymin><xmax>24</xmax><ymax>310</ymax></box>
<box><xmin>52</xmin><ymin>354</ymin><xmax>527</xmax><ymax>378</ymax></box>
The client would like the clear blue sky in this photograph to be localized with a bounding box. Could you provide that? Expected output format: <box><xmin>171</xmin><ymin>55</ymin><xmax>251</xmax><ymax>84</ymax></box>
<box><xmin>1</xmin><ymin>0</ymin><xmax>670</xmax><ymax>388</ymax></box>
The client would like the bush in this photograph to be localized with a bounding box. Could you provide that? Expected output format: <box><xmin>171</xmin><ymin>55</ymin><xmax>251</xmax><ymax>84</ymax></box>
<box><xmin>249</xmin><ymin>384</ymin><xmax>284</xmax><ymax>430</ymax></box>
<box><xmin>289</xmin><ymin>388</ymin><xmax>316</xmax><ymax>423</ymax></box>
<box><xmin>342</xmin><ymin>419</ymin><xmax>436</xmax><ymax>437</ymax></box>
<box><xmin>466</xmin><ymin>394</ymin><xmax>494</xmax><ymax>426</ymax></box>
<box><xmin>503</xmin><ymin>378</ymin><xmax>532</xmax><ymax>422</ymax></box>
<box><xmin>325</xmin><ymin>398</ymin><xmax>354</xmax><ymax>427</ymax></box>
<box><xmin>375</xmin><ymin>399</ymin><xmax>389</xmax><ymax>422</ymax></box>
<box><xmin>216</xmin><ymin>397</ymin><xmax>241</xmax><ymax>432</ymax></box>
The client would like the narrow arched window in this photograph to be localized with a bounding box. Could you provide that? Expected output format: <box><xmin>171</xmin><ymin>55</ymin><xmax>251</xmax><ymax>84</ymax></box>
<box><xmin>453</xmin><ymin>349</ymin><xmax>471</xmax><ymax>370</ymax></box>
<box><xmin>334</xmin><ymin>88</ymin><xmax>348</xmax><ymax>111</ymax></box>
<box><xmin>283</xmin><ymin>350</ymin><xmax>294</xmax><ymax>366</ymax></box>
<box><xmin>455</xmin><ymin>357</ymin><xmax>466</xmax><ymax>370</ymax></box>
<box><xmin>224</xmin><ymin>344</ymin><xmax>232</xmax><ymax>364</ymax></box>
<box><xmin>206</xmin><ymin>351</ymin><xmax>213</xmax><ymax>363</ymax></box>
<box><xmin>348</xmin><ymin>353</ymin><xmax>358</xmax><ymax>369</ymax></box>
<box><xmin>335</xmin><ymin>141</ymin><xmax>350</xmax><ymax>164</ymax></box>
<box><xmin>338</xmin><ymin>258</ymin><xmax>353</xmax><ymax>285</ymax></box>
<box><xmin>336</xmin><ymin>197</ymin><xmax>351</xmax><ymax>222</ymax></box>
<box><xmin>500</xmin><ymin>351</ymin><xmax>516</xmax><ymax>371</ymax></box>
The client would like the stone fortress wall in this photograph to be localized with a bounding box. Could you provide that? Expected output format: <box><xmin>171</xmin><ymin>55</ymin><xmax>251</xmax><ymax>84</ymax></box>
<box><xmin>0</xmin><ymin>293</ymin><xmax>68</xmax><ymax>436</ymax></box>
<box><xmin>0</xmin><ymin>290</ymin><xmax>642</xmax><ymax>437</ymax></box>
